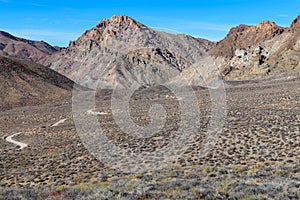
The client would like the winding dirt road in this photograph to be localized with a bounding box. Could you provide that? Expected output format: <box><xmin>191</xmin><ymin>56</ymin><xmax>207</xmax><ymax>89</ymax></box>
<box><xmin>5</xmin><ymin>132</ymin><xmax>28</xmax><ymax>150</ymax></box>
<box><xmin>5</xmin><ymin>118</ymin><xmax>68</xmax><ymax>150</ymax></box>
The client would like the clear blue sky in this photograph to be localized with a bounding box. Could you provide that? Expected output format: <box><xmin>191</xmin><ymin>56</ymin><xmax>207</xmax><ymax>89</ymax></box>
<box><xmin>1</xmin><ymin>0</ymin><xmax>299</xmax><ymax>47</ymax></box>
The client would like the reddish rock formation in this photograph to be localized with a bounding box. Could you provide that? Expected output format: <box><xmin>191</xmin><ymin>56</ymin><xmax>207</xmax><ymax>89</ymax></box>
<box><xmin>76</xmin><ymin>15</ymin><xmax>147</xmax><ymax>44</ymax></box>
<box><xmin>209</xmin><ymin>21</ymin><xmax>286</xmax><ymax>58</ymax></box>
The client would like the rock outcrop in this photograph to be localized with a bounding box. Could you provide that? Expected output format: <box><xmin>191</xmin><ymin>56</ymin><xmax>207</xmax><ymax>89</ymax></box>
<box><xmin>209</xmin><ymin>21</ymin><xmax>286</xmax><ymax>58</ymax></box>
<box><xmin>210</xmin><ymin>15</ymin><xmax>300</xmax><ymax>80</ymax></box>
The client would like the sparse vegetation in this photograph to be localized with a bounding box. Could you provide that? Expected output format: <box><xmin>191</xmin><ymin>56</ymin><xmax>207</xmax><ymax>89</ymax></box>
<box><xmin>0</xmin><ymin>19</ymin><xmax>299</xmax><ymax>198</ymax></box>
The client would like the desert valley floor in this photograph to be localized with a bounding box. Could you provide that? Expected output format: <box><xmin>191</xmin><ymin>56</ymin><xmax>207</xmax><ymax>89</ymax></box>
<box><xmin>0</xmin><ymin>74</ymin><xmax>299</xmax><ymax>199</ymax></box>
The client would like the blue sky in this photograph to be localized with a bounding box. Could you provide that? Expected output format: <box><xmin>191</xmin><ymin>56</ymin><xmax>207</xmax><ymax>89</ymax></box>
<box><xmin>1</xmin><ymin>0</ymin><xmax>299</xmax><ymax>47</ymax></box>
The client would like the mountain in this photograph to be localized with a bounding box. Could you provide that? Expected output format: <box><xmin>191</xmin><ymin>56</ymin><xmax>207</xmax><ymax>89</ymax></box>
<box><xmin>210</xmin><ymin>16</ymin><xmax>300</xmax><ymax>80</ymax></box>
<box><xmin>0</xmin><ymin>31</ymin><xmax>59</xmax><ymax>62</ymax></box>
<box><xmin>42</xmin><ymin>15</ymin><xmax>213</xmax><ymax>88</ymax></box>
<box><xmin>42</xmin><ymin>15</ymin><xmax>300</xmax><ymax>86</ymax></box>
<box><xmin>209</xmin><ymin>21</ymin><xmax>286</xmax><ymax>58</ymax></box>
<box><xmin>0</xmin><ymin>55</ymin><xmax>75</xmax><ymax>111</ymax></box>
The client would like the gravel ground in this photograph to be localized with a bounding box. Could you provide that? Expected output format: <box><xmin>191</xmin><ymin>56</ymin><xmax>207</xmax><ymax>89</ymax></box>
<box><xmin>0</xmin><ymin>75</ymin><xmax>299</xmax><ymax>199</ymax></box>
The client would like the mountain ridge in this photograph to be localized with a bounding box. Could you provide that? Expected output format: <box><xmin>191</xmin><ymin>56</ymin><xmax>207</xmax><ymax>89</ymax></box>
<box><xmin>42</xmin><ymin>15</ymin><xmax>213</xmax><ymax>87</ymax></box>
<box><xmin>3</xmin><ymin>14</ymin><xmax>299</xmax><ymax>88</ymax></box>
<box><xmin>209</xmin><ymin>21</ymin><xmax>286</xmax><ymax>58</ymax></box>
<box><xmin>0</xmin><ymin>55</ymin><xmax>74</xmax><ymax>111</ymax></box>
<box><xmin>44</xmin><ymin>14</ymin><xmax>300</xmax><ymax>86</ymax></box>
<box><xmin>0</xmin><ymin>31</ymin><xmax>59</xmax><ymax>62</ymax></box>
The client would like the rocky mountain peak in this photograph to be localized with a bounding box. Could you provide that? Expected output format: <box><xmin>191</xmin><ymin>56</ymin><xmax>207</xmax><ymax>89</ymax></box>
<box><xmin>45</xmin><ymin>15</ymin><xmax>212</xmax><ymax>87</ymax></box>
<box><xmin>75</xmin><ymin>15</ymin><xmax>147</xmax><ymax>45</ymax></box>
<box><xmin>247</xmin><ymin>20</ymin><xmax>284</xmax><ymax>35</ymax></box>
<box><xmin>94</xmin><ymin>18</ymin><xmax>109</xmax><ymax>29</ymax></box>
<box><xmin>256</xmin><ymin>20</ymin><xmax>277</xmax><ymax>28</ymax></box>
<box><xmin>109</xmin><ymin>15</ymin><xmax>146</xmax><ymax>29</ymax></box>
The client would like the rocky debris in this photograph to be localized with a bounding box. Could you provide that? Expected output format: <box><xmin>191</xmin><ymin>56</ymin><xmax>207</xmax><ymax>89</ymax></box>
<box><xmin>221</xmin><ymin>45</ymin><xmax>272</xmax><ymax>79</ymax></box>
<box><xmin>0</xmin><ymin>31</ymin><xmax>58</xmax><ymax>62</ymax></box>
<box><xmin>234</xmin><ymin>46</ymin><xmax>270</xmax><ymax>65</ymax></box>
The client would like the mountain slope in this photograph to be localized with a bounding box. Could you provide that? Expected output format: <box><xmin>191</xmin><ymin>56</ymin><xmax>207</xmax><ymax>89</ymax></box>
<box><xmin>0</xmin><ymin>55</ymin><xmax>74</xmax><ymax>111</ymax></box>
<box><xmin>209</xmin><ymin>21</ymin><xmax>286</xmax><ymax>58</ymax></box>
<box><xmin>0</xmin><ymin>31</ymin><xmax>59</xmax><ymax>62</ymax></box>
<box><xmin>42</xmin><ymin>15</ymin><xmax>213</xmax><ymax>88</ymax></box>
<box><xmin>100</xmin><ymin>47</ymin><xmax>193</xmax><ymax>87</ymax></box>
<box><xmin>43</xmin><ymin>15</ymin><xmax>300</xmax><ymax>86</ymax></box>
<box><xmin>209</xmin><ymin>15</ymin><xmax>300</xmax><ymax>80</ymax></box>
